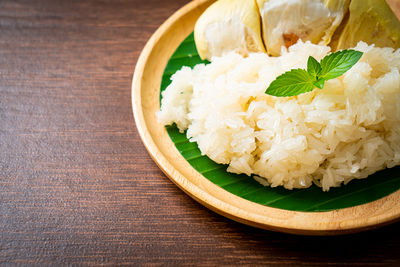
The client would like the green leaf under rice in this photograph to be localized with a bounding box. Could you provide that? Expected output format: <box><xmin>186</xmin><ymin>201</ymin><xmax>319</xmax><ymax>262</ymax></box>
<box><xmin>160</xmin><ymin>32</ymin><xmax>400</xmax><ymax>212</ymax></box>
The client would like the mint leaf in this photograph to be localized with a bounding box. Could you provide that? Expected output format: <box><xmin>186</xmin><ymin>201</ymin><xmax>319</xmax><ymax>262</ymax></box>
<box><xmin>312</xmin><ymin>78</ymin><xmax>325</xmax><ymax>89</ymax></box>
<box><xmin>265</xmin><ymin>69</ymin><xmax>315</xmax><ymax>97</ymax></box>
<box><xmin>319</xmin><ymin>50</ymin><xmax>363</xmax><ymax>80</ymax></box>
<box><xmin>265</xmin><ymin>49</ymin><xmax>363</xmax><ymax>97</ymax></box>
<box><xmin>307</xmin><ymin>56</ymin><xmax>322</xmax><ymax>79</ymax></box>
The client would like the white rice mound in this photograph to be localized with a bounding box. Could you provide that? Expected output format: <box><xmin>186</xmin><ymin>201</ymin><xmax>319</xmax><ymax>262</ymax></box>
<box><xmin>157</xmin><ymin>41</ymin><xmax>400</xmax><ymax>191</ymax></box>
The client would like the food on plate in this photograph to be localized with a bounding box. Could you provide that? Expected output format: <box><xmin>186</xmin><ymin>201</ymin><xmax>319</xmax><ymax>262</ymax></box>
<box><xmin>194</xmin><ymin>0</ymin><xmax>400</xmax><ymax>58</ymax></box>
<box><xmin>194</xmin><ymin>0</ymin><xmax>265</xmax><ymax>60</ymax></box>
<box><xmin>157</xmin><ymin>0</ymin><xmax>400</xmax><ymax>191</ymax></box>
<box><xmin>257</xmin><ymin>0</ymin><xmax>349</xmax><ymax>56</ymax></box>
<box><xmin>331</xmin><ymin>0</ymin><xmax>400</xmax><ymax>50</ymax></box>
<box><xmin>158</xmin><ymin>42</ymin><xmax>400</xmax><ymax>191</ymax></box>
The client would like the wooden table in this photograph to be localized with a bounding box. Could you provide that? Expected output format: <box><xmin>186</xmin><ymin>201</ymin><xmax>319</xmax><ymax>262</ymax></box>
<box><xmin>1</xmin><ymin>0</ymin><xmax>399</xmax><ymax>265</ymax></box>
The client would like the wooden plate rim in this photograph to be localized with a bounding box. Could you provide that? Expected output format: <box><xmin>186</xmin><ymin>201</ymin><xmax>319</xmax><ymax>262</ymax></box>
<box><xmin>131</xmin><ymin>0</ymin><xmax>400</xmax><ymax>235</ymax></box>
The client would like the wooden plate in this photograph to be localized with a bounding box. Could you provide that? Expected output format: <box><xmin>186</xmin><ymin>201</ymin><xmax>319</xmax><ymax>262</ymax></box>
<box><xmin>132</xmin><ymin>0</ymin><xmax>400</xmax><ymax>235</ymax></box>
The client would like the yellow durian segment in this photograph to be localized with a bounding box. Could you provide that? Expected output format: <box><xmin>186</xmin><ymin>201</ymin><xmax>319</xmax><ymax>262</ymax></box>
<box><xmin>332</xmin><ymin>0</ymin><xmax>400</xmax><ymax>50</ymax></box>
<box><xmin>194</xmin><ymin>0</ymin><xmax>266</xmax><ymax>61</ymax></box>
<box><xmin>257</xmin><ymin>0</ymin><xmax>349</xmax><ymax>56</ymax></box>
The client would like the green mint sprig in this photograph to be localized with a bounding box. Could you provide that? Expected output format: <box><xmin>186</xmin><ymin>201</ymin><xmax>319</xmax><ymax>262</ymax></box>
<box><xmin>265</xmin><ymin>49</ymin><xmax>363</xmax><ymax>97</ymax></box>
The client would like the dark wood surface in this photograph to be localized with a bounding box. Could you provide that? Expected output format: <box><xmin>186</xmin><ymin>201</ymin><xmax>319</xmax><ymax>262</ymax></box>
<box><xmin>1</xmin><ymin>0</ymin><xmax>399</xmax><ymax>265</ymax></box>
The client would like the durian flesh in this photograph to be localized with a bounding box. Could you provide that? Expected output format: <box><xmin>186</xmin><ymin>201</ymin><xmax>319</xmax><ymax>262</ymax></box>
<box><xmin>194</xmin><ymin>0</ymin><xmax>266</xmax><ymax>61</ymax></box>
<box><xmin>257</xmin><ymin>0</ymin><xmax>350</xmax><ymax>56</ymax></box>
<box><xmin>332</xmin><ymin>0</ymin><xmax>400</xmax><ymax>50</ymax></box>
<box><xmin>194</xmin><ymin>0</ymin><xmax>400</xmax><ymax>60</ymax></box>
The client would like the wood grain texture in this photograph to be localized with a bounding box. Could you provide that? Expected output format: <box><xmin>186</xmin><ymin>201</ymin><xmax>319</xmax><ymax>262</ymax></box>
<box><xmin>387</xmin><ymin>0</ymin><xmax>400</xmax><ymax>20</ymax></box>
<box><xmin>0</xmin><ymin>0</ymin><xmax>400</xmax><ymax>265</ymax></box>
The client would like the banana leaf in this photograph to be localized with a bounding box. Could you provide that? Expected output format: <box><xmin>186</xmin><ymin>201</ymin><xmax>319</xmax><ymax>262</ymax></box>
<box><xmin>160</xmin><ymin>33</ymin><xmax>400</xmax><ymax>212</ymax></box>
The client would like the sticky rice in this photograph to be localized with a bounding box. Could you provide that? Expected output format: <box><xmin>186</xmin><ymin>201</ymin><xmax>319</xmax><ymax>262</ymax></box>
<box><xmin>157</xmin><ymin>41</ymin><xmax>400</xmax><ymax>191</ymax></box>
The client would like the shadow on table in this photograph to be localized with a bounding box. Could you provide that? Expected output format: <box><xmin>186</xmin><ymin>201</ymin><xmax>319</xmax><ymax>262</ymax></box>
<box><xmin>228</xmin><ymin>219</ymin><xmax>400</xmax><ymax>264</ymax></box>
